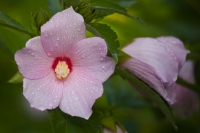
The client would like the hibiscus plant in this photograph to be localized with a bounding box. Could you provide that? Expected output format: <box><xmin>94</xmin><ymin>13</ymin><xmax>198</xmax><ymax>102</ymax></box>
<box><xmin>0</xmin><ymin>0</ymin><xmax>200</xmax><ymax>133</ymax></box>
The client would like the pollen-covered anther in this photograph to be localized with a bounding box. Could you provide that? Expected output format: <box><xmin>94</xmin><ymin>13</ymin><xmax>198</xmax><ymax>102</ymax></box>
<box><xmin>55</xmin><ymin>61</ymin><xmax>70</xmax><ymax>79</ymax></box>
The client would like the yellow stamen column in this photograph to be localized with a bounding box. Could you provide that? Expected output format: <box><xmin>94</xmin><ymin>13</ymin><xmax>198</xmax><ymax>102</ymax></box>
<box><xmin>55</xmin><ymin>61</ymin><xmax>70</xmax><ymax>79</ymax></box>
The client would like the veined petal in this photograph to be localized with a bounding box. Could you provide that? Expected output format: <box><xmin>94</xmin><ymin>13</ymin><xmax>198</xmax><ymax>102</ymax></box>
<box><xmin>168</xmin><ymin>83</ymin><xmax>198</xmax><ymax>118</ymax></box>
<box><xmin>41</xmin><ymin>7</ymin><xmax>86</xmax><ymax>57</ymax></box>
<box><xmin>178</xmin><ymin>60</ymin><xmax>195</xmax><ymax>84</ymax></box>
<box><xmin>15</xmin><ymin>37</ymin><xmax>53</xmax><ymax>80</ymax></box>
<box><xmin>59</xmin><ymin>69</ymin><xmax>103</xmax><ymax>119</ymax></box>
<box><xmin>123</xmin><ymin>38</ymin><xmax>179</xmax><ymax>87</ymax></box>
<box><xmin>67</xmin><ymin>37</ymin><xmax>115</xmax><ymax>82</ymax></box>
<box><xmin>122</xmin><ymin>58</ymin><xmax>170</xmax><ymax>102</ymax></box>
<box><xmin>23</xmin><ymin>71</ymin><xmax>63</xmax><ymax>111</ymax></box>
<box><xmin>156</xmin><ymin>36</ymin><xmax>190</xmax><ymax>69</ymax></box>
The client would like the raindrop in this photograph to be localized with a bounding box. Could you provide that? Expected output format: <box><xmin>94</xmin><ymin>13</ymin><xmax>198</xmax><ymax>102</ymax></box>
<box><xmin>60</xmin><ymin>20</ymin><xmax>63</xmax><ymax>23</ymax></box>
<box><xmin>72</xmin><ymin>91</ymin><xmax>75</xmax><ymax>94</ymax></box>
<box><xmin>45</xmin><ymin>34</ymin><xmax>48</xmax><ymax>37</ymax></box>
<box><xmin>57</xmin><ymin>37</ymin><xmax>59</xmax><ymax>41</ymax></box>
<box><xmin>69</xmin><ymin>25</ymin><xmax>72</xmax><ymax>27</ymax></box>
<box><xmin>50</xmin><ymin>32</ymin><xmax>53</xmax><ymax>35</ymax></box>
<box><xmin>32</xmin><ymin>92</ymin><xmax>34</xmax><ymax>95</ymax></box>
<box><xmin>87</xmin><ymin>41</ymin><xmax>89</xmax><ymax>44</ymax></box>
<box><xmin>55</xmin><ymin>44</ymin><xmax>58</xmax><ymax>47</ymax></box>
<box><xmin>49</xmin><ymin>103</ymin><xmax>52</xmax><ymax>107</ymax></box>
<box><xmin>74</xmin><ymin>23</ymin><xmax>76</xmax><ymax>26</ymax></box>
<box><xmin>78</xmin><ymin>28</ymin><xmax>80</xmax><ymax>31</ymax></box>
<box><xmin>80</xmin><ymin>31</ymin><xmax>83</xmax><ymax>34</ymax></box>
<box><xmin>75</xmin><ymin>97</ymin><xmax>79</xmax><ymax>101</ymax></box>
<box><xmin>55</xmin><ymin>24</ymin><xmax>58</xmax><ymax>27</ymax></box>
<box><xmin>47</xmin><ymin>53</ymin><xmax>51</xmax><ymax>56</ymax></box>
<box><xmin>101</xmin><ymin>66</ymin><xmax>105</xmax><ymax>69</ymax></box>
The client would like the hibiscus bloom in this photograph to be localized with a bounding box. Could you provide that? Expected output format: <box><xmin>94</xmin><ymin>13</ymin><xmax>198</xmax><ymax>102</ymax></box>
<box><xmin>15</xmin><ymin>7</ymin><xmax>115</xmax><ymax>119</ymax></box>
<box><xmin>121</xmin><ymin>37</ymin><xmax>189</xmax><ymax>104</ymax></box>
<box><xmin>168</xmin><ymin>61</ymin><xmax>199</xmax><ymax>118</ymax></box>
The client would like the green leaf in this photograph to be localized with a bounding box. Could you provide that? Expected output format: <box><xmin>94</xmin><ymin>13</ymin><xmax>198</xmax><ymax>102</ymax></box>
<box><xmin>48</xmin><ymin>0</ymin><xmax>62</xmax><ymax>14</ymax></box>
<box><xmin>86</xmin><ymin>23</ymin><xmax>119</xmax><ymax>62</ymax></box>
<box><xmin>90</xmin><ymin>0</ymin><xmax>143</xmax><ymax>23</ymax></box>
<box><xmin>48</xmin><ymin>108</ymin><xmax>101</xmax><ymax>133</ymax></box>
<box><xmin>8</xmin><ymin>72</ymin><xmax>23</xmax><ymax>83</ymax></box>
<box><xmin>0</xmin><ymin>38</ymin><xmax>13</xmax><ymax>60</ymax></box>
<box><xmin>93</xmin><ymin>94</ymin><xmax>111</xmax><ymax>111</ymax></box>
<box><xmin>101</xmin><ymin>117</ymin><xmax>116</xmax><ymax>132</ymax></box>
<box><xmin>115</xmin><ymin>67</ymin><xmax>178</xmax><ymax>130</ymax></box>
<box><xmin>109</xmin><ymin>0</ymin><xmax>137</xmax><ymax>7</ymax></box>
<box><xmin>0</xmin><ymin>11</ymin><xmax>35</xmax><ymax>37</ymax></box>
<box><xmin>62</xmin><ymin>0</ymin><xmax>81</xmax><ymax>8</ymax></box>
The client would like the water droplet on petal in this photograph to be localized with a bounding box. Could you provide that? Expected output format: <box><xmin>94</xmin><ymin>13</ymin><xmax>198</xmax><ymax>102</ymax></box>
<box><xmin>75</xmin><ymin>97</ymin><xmax>79</xmax><ymax>101</ymax></box>
<box><xmin>49</xmin><ymin>103</ymin><xmax>52</xmax><ymax>107</ymax></box>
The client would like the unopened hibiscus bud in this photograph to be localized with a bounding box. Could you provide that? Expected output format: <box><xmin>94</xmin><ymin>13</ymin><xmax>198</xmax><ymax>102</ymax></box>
<box><xmin>121</xmin><ymin>37</ymin><xmax>189</xmax><ymax>104</ymax></box>
<box><xmin>103</xmin><ymin>125</ymin><xmax>128</xmax><ymax>133</ymax></box>
<box><xmin>167</xmin><ymin>61</ymin><xmax>199</xmax><ymax>118</ymax></box>
<box><xmin>31</xmin><ymin>8</ymin><xmax>49</xmax><ymax>34</ymax></box>
<box><xmin>74</xmin><ymin>0</ymin><xmax>95</xmax><ymax>23</ymax></box>
<box><xmin>15</xmin><ymin>7</ymin><xmax>115</xmax><ymax>119</ymax></box>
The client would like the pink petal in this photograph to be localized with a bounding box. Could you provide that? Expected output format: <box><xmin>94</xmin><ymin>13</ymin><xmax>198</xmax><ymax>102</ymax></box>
<box><xmin>59</xmin><ymin>69</ymin><xmax>103</xmax><ymax>119</ymax></box>
<box><xmin>41</xmin><ymin>7</ymin><xmax>86</xmax><ymax>57</ymax></box>
<box><xmin>23</xmin><ymin>71</ymin><xmax>63</xmax><ymax>111</ymax></box>
<box><xmin>122</xmin><ymin>58</ymin><xmax>171</xmax><ymax>102</ymax></box>
<box><xmin>156</xmin><ymin>36</ymin><xmax>190</xmax><ymax>69</ymax></box>
<box><xmin>15</xmin><ymin>37</ymin><xmax>54</xmax><ymax>79</ymax></box>
<box><xmin>122</xmin><ymin>38</ymin><xmax>179</xmax><ymax>87</ymax></box>
<box><xmin>66</xmin><ymin>37</ymin><xmax>115</xmax><ymax>82</ymax></box>
<box><xmin>168</xmin><ymin>83</ymin><xmax>198</xmax><ymax>118</ymax></box>
<box><xmin>178</xmin><ymin>60</ymin><xmax>195</xmax><ymax>84</ymax></box>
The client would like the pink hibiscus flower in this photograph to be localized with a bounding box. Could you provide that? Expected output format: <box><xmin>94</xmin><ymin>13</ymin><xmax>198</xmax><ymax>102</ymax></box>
<box><xmin>121</xmin><ymin>37</ymin><xmax>189</xmax><ymax>104</ymax></box>
<box><xmin>15</xmin><ymin>7</ymin><xmax>115</xmax><ymax>119</ymax></box>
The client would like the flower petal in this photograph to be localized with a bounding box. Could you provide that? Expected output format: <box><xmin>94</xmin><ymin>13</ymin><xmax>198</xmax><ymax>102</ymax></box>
<box><xmin>41</xmin><ymin>7</ymin><xmax>86</xmax><ymax>57</ymax></box>
<box><xmin>66</xmin><ymin>37</ymin><xmax>115</xmax><ymax>82</ymax></box>
<box><xmin>15</xmin><ymin>37</ymin><xmax>53</xmax><ymax>79</ymax></box>
<box><xmin>168</xmin><ymin>83</ymin><xmax>198</xmax><ymax>118</ymax></box>
<box><xmin>59</xmin><ymin>69</ymin><xmax>103</xmax><ymax>119</ymax></box>
<box><xmin>178</xmin><ymin>60</ymin><xmax>195</xmax><ymax>84</ymax></box>
<box><xmin>121</xmin><ymin>58</ymin><xmax>171</xmax><ymax>102</ymax></box>
<box><xmin>122</xmin><ymin>37</ymin><xmax>179</xmax><ymax>87</ymax></box>
<box><xmin>23</xmin><ymin>71</ymin><xmax>63</xmax><ymax>111</ymax></box>
<box><xmin>156</xmin><ymin>36</ymin><xmax>189</xmax><ymax>69</ymax></box>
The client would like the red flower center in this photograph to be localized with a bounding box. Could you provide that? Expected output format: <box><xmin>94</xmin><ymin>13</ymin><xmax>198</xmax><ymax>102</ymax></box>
<box><xmin>52</xmin><ymin>57</ymin><xmax>72</xmax><ymax>79</ymax></box>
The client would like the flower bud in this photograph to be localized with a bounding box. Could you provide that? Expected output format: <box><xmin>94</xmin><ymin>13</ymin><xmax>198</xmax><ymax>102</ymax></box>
<box><xmin>30</xmin><ymin>8</ymin><xmax>49</xmax><ymax>34</ymax></box>
<box><xmin>61</xmin><ymin>0</ymin><xmax>95</xmax><ymax>23</ymax></box>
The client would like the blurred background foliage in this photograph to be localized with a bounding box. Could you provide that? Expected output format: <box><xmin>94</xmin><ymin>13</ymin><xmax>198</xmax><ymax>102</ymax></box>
<box><xmin>0</xmin><ymin>0</ymin><xmax>199</xmax><ymax>133</ymax></box>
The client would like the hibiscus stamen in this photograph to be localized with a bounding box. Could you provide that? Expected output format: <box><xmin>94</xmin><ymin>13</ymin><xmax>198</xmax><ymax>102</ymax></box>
<box><xmin>52</xmin><ymin>57</ymin><xmax>72</xmax><ymax>79</ymax></box>
<box><xmin>55</xmin><ymin>61</ymin><xmax>70</xmax><ymax>79</ymax></box>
